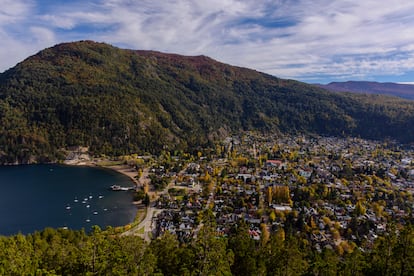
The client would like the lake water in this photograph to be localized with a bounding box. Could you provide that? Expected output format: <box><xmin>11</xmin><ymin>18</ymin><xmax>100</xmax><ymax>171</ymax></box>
<box><xmin>0</xmin><ymin>164</ymin><xmax>137</xmax><ymax>235</ymax></box>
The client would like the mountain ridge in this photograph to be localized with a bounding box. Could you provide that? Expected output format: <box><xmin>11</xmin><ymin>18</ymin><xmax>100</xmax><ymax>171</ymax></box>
<box><xmin>1</xmin><ymin>41</ymin><xmax>414</xmax><ymax>164</ymax></box>
<box><xmin>315</xmin><ymin>81</ymin><xmax>414</xmax><ymax>100</ymax></box>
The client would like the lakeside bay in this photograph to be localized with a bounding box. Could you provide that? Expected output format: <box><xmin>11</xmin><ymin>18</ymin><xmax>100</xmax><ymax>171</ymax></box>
<box><xmin>0</xmin><ymin>164</ymin><xmax>137</xmax><ymax>235</ymax></box>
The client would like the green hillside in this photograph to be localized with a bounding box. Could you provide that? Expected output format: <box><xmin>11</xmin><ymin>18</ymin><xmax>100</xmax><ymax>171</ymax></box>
<box><xmin>1</xmin><ymin>40</ymin><xmax>414</xmax><ymax>163</ymax></box>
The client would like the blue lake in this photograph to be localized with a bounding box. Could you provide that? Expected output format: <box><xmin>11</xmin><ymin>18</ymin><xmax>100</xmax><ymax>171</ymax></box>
<box><xmin>0</xmin><ymin>164</ymin><xmax>137</xmax><ymax>235</ymax></box>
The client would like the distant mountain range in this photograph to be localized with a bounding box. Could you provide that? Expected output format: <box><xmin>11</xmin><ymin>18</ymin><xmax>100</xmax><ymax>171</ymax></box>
<box><xmin>1</xmin><ymin>41</ymin><xmax>414</xmax><ymax>164</ymax></box>
<box><xmin>315</xmin><ymin>81</ymin><xmax>414</xmax><ymax>100</ymax></box>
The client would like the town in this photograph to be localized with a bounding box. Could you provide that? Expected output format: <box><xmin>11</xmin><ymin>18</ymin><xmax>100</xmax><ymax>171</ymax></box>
<box><xmin>123</xmin><ymin>133</ymin><xmax>414</xmax><ymax>253</ymax></box>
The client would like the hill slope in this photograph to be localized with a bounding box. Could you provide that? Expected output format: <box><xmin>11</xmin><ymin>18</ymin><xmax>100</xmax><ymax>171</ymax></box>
<box><xmin>316</xmin><ymin>81</ymin><xmax>414</xmax><ymax>100</ymax></box>
<box><xmin>1</xmin><ymin>41</ymin><xmax>414</xmax><ymax>164</ymax></box>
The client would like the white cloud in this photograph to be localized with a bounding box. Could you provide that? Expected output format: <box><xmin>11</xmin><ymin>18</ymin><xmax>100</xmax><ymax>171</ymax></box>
<box><xmin>40</xmin><ymin>15</ymin><xmax>76</xmax><ymax>29</ymax></box>
<box><xmin>0</xmin><ymin>31</ymin><xmax>31</xmax><ymax>70</ymax></box>
<box><xmin>0</xmin><ymin>0</ymin><xmax>51</xmax><ymax>71</ymax></box>
<box><xmin>0</xmin><ymin>0</ymin><xmax>33</xmax><ymax>24</ymax></box>
<box><xmin>29</xmin><ymin>27</ymin><xmax>56</xmax><ymax>44</ymax></box>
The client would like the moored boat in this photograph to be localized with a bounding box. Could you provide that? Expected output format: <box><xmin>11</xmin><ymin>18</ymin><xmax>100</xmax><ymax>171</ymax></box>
<box><xmin>110</xmin><ymin>185</ymin><xmax>122</xmax><ymax>191</ymax></box>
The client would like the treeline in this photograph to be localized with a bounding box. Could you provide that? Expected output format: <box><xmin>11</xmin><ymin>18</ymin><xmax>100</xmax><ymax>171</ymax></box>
<box><xmin>1</xmin><ymin>221</ymin><xmax>413</xmax><ymax>275</ymax></box>
<box><xmin>1</xmin><ymin>41</ymin><xmax>414</xmax><ymax>164</ymax></box>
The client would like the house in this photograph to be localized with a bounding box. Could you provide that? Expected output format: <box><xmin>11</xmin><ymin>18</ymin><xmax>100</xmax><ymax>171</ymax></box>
<box><xmin>409</xmin><ymin>169</ymin><xmax>414</xmax><ymax>179</ymax></box>
<box><xmin>299</xmin><ymin>169</ymin><xmax>312</xmax><ymax>179</ymax></box>
<box><xmin>265</xmin><ymin>160</ymin><xmax>283</xmax><ymax>168</ymax></box>
<box><xmin>270</xmin><ymin>204</ymin><xmax>292</xmax><ymax>212</ymax></box>
<box><xmin>249</xmin><ymin>229</ymin><xmax>262</xmax><ymax>241</ymax></box>
<box><xmin>237</xmin><ymin>173</ymin><xmax>254</xmax><ymax>183</ymax></box>
<box><xmin>179</xmin><ymin>223</ymin><xmax>192</xmax><ymax>233</ymax></box>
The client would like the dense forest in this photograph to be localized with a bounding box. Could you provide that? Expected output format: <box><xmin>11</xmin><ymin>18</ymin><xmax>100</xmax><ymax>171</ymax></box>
<box><xmin>1</xmin><ymin>218</ymin><xmax>413</xmax><ymax>275</ymax></box>
<box><xmin>1</xmin><ymin>40</ymin><xmax>414</xmax><ymax>164</ymax></box>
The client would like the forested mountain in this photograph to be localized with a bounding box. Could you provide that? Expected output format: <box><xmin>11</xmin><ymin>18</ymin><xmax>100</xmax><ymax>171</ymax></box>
<box><xmin>316</xmin><ymin>81</ymin><xmax>414</xmax><ymax>100</ymax></box>
<box><xmin>1</xmin><ymin>40</ymin><xmax>414</xmax><ymax>164</ymax></box>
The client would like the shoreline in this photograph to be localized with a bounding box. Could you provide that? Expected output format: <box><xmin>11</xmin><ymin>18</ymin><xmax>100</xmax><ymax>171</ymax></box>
<box><xmin>101</xmin><ymin>164</ymin><xmax>141</xmax><ymax>187</ymax></box>
<box><xmin>63</xmin><ymin>159</ymin><xmax>141</xmax><ymax>188</ymax></box>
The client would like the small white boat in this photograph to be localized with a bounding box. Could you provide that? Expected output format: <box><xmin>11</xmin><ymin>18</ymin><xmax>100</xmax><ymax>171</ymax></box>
<box><xmin>110</xmin><ymin>185</ymin><xmax>121</xmax><ymax>191</ymax></box>
<box><xmin>66</xmin><ymin>206</ymin><xmax>71</xmax><ymax>210</ymax></box>
<box><xmin>93</xmin><ymin>211</ymin><xmax>98</xmax><ymax>215</ymax></box>
<box><xmin>86</xmin><ymin>205</ymin><xmax>90</xmax><ymax>208</ymax></box>
<box><xmin>86</xmin><ymin>219</ymin><xmax>90</xmax><ymax>223</ymax></box>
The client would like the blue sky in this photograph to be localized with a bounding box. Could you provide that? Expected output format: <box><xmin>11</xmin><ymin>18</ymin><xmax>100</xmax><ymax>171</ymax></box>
<box><xmin>2</xmin><ymin>0</ymin><xmax>414</xmax><ymax>84</ymax></box>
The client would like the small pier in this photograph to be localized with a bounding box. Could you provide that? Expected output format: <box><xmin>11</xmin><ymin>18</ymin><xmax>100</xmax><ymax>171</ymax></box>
<box><xmin>110</xmin><ymin>185</ymin><xmax>135</xmax><ymax>191</ymax></box>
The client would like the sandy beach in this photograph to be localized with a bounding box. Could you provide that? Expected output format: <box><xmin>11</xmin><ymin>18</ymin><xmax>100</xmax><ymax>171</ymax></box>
<box><xmin>102</xmin><ymin>164</ymin><xmax>140</xmax><ymax>187</ymax></box>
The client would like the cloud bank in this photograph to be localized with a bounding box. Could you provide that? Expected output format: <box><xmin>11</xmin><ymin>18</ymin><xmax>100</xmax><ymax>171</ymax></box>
<box><xmin>2</xmin><ymin>0</ymin><xmax>414</xmax><ymax>83</ymax></box>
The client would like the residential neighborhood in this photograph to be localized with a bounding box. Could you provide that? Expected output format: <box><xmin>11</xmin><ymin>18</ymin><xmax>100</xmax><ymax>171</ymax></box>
<box><xmin>131</xmin><ymin>133</ymin><xmax>414</xmax><ymax>252</ymax></box>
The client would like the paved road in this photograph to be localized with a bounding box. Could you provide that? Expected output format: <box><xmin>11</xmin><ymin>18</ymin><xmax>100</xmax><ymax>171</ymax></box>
<box><xmin>122</xmin><ymin>166</ymin><xmax>187</xmax><ymax>241</ymax></box>
<box><xmin>121</xmin><ymin>206</ymin><xmax>161</xmax><ymax>241</ymax></box>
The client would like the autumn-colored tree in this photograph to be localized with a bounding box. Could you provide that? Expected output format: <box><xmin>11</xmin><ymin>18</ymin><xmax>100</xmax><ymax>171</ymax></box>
<box><xmin>354</xmin><ymin>201</ymin><xmax>366</xmax><ymax>216</ymax></box>
<box><xmin>372</xmin><ymin>201</ymin><xmax>384</xmax><ymax>217</ymax></box>
<box><xmin>273</xmin><ymin>185</ymin><xmax>291</xmax><ymax>204</ymax></box>
<box><xmin>266</xmin><ymin>186</ymin><xmax>273</xmax><ymax>204</ymax></box>
<box><xmin>269</xmin><ymin>210</ymin><xmax>276</xmax><ymax>222</ymax></box>
<box><xmin>260</xmin><ymin>223</ymin><xmax>270</xmax><ymax>246</ymax></box>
